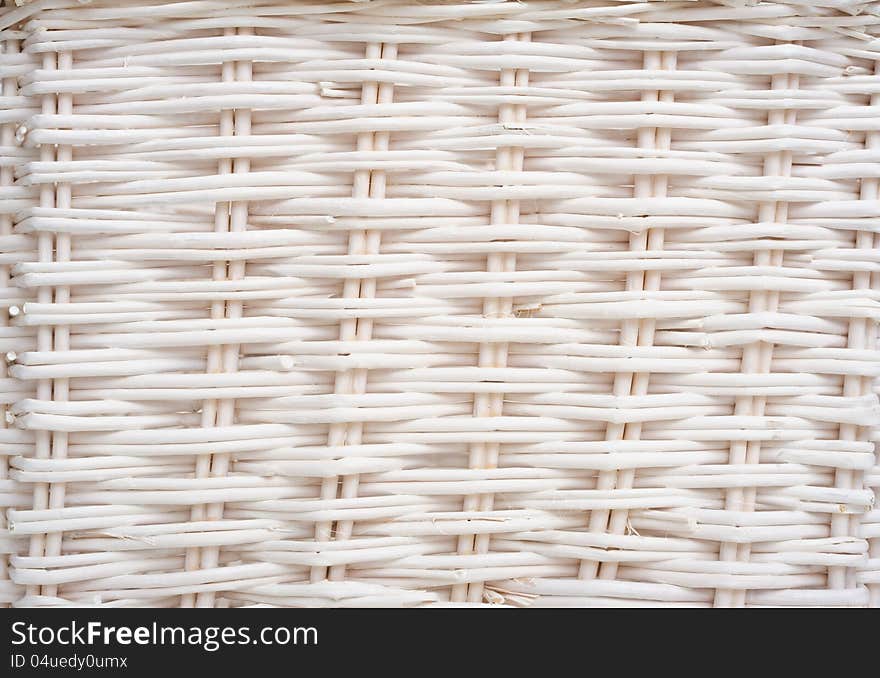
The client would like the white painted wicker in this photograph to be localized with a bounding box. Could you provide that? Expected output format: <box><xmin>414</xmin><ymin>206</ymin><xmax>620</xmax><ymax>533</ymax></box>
<box><xmin>1</xmin><ymin>0</ymin><xmax>878</xmax><ymax>608</ymax></box>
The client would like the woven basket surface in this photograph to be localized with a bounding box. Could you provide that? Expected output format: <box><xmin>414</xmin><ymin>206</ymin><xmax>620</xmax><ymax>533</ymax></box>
<box><xmin>1</xmin><ymin>0</ymin><xmax>879</xmax><ymax>608</ymax></box>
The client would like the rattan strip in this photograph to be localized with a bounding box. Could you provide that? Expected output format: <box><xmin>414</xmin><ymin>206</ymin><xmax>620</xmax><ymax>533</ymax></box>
<box><xmin>0</xmin><ymin>0</ymin><xmax>879</xmax><ymax>607</ymax></box>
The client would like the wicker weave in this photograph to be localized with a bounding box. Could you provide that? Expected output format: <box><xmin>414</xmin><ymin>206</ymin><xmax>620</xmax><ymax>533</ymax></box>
<box><xmin>1</xmin><ymin>0</ymin><xmax>878</xmax><ymax>608</ymax></box>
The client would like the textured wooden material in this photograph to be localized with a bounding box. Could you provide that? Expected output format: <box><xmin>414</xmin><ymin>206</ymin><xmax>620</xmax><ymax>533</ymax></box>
<box><xmin>1</xmin><ymin>0</ymin><xmax>879</xmax><ymax>607</ymax></box>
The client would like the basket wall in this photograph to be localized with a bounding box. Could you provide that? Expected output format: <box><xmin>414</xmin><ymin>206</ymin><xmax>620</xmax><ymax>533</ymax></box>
<box><xmin>1</xmin><ymin>0</ymin><xmax>879</xmax><ymax>607</ymax></box>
